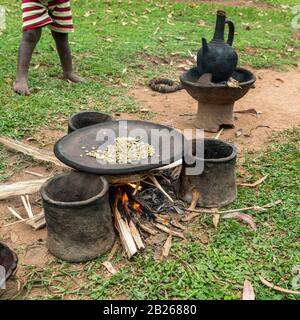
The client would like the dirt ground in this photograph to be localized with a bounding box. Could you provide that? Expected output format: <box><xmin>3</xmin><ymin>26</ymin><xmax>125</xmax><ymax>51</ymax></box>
<box><xmin>1</xmin><ymin>64</ymin><xmax>300</xmax><ymax>299</ymax></box>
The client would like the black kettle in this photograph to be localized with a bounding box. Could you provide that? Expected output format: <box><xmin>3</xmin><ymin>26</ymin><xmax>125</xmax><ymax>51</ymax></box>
<box><xmin>197</xmin><ymin>10</ymin><xmax>238</xmax><ymax>83</ymax></box>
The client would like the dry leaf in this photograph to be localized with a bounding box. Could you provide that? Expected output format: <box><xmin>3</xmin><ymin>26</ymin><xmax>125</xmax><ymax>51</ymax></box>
<box><xmin>213</xmin><ymin>213</ymin><xmax>220</xmax><ymax>228</ymax></box>
<box><xmin>102</xmin><ymin>261</ymin><xmax>117</xmax><ymax>275</ymax></box>
<box><xmin>242</xmin><ymin>280</ymin><xmax>255</xmax><ymax>300</ymax></box>
<box><xmin>238</xmin><ymin>175</ymin><xmax>268</xmax><ymax>188</ymax></box>
<box><xmin>259</xmin><ymin>276</ymin><xmax>300</xmax><ymax>295</ymax></box>
<box><xmin>223</xmin><ymin>212</ymin><xmax>257</xmax><ymax>231</ymax></box>
<box><xmin>181</xmin><ymin>212</ymin><xmax>200</xmax><ymax>222</ymax></box>
<box><xmin>162</xmin><ymin>233</ymin><xmax>172</xmax><ymax>258</ymax></box>
<box><xmin>84</xmin><ymin>11</ymin><xmax>91</xmax><ymax>17</ymax></box>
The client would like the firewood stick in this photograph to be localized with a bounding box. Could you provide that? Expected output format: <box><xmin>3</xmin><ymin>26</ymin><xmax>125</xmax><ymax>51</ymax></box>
<box><xmin>154</xmin><ymin>223</ymin><xmax>186</xmax><ymax>239</ymax></box>
<box><xmin>183</xmin><ymin>200</ymin><xmax>282</xmax><ymax>215</ymax></box>
<box><xmin>149</xmin><ymin>175</ymin><xmax>174</xmax><ymax>203</ymax></box>
<box><xmin>3</xmin><ymin>219</ymin><xmax>30</xmax><ymax>228</ymax></box>
<box><xmin>132</xmin><ymin>182</ymin><xmax>140</xmax><ymax>196</ymax></box>
<box><xmin>0</xmin><ymin>136</ymin><xmax>67</xmax><ymax>168</ymax></box>
<box><xmin>139</xmin><ymin>223</ymin><xmax>158</xmax><ymax>235</ymax></box>
<box><xmin>8</xmin><ymin>207</ymin><xmax>24</xmax><ymax>221</ymax></box>
<box><xmin>114</xmin><ymin>206</ymin><xmax>138</xmax><ymax>259</ymax></box>
<box><xmin>21</xmin><ymin>195</ymin><xmax>31</xmax><ymax>218</ymax></box>
<box><xmin>25</xmin><ymin>195</ymin><xmax>34</xmax><ymax>218</ymax></box>
<box><xmin>2</xmin><ymin>212</ymin><xmax>44</xmax><ymax>228</ymax></box>
<box><xmin>0</xmin><ymin>178</ymin><xmax>50</xmax><ymax>200</ymax></box>
<box><xmin>129</xmin><ymin>220</ymin><xmax>145</xmax><ymax>250</ymax></box>
<box><xmin>25</xmin><ymin>170</ymin><xmax>44</xmax><ymax>177</ymax></box>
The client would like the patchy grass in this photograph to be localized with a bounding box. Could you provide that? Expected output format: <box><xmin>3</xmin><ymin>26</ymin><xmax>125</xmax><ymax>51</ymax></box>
<box><xmin>0</xmin><ymin>0</ymin><xmax>299</xmax><ymax>138</ymax></box>
<box><xmin>0</xmin><ymin>146</ymin><xmax>34</xmax><ymax>182</ymax></box>
<box><xmin>15</xmin><ymin>128</ymin><xmax>300</xmax><ymax>300</ymax></box>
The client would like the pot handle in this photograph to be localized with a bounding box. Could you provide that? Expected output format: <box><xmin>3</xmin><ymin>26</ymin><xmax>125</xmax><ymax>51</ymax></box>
<box><xmin>225</xmin><ymin>19</ymin><xmax>235</xmax><ymax>46</ymax></box>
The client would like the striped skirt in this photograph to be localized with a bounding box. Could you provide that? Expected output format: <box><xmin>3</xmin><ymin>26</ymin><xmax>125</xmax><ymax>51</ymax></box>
<box><xmin>22</xmin><ymin>0</ymin><xmax>74</xmax><ymax>33</ymax></box>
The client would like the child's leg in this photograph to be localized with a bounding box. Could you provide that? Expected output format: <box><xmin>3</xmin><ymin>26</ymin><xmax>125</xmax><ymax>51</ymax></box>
<box><xmin>51</xmin><ymin>31</ymin><xmax>85</xmax><ymax>83</ymax></box>
<box><xmin>14</xmin><ymin>28</ymin><xmax>42</xmax><ymax>96</ymax></box>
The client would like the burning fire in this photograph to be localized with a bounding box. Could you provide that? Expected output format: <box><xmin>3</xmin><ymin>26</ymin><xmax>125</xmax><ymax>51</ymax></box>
<box><xmin>128</xmin><ymin>183</ymin><xmax>143</xmax><ymax>191</ymax></box>
<box><xmin>114</xmin><ymin>186</ymin><xmax>142</xmax><ymax>215</ymax></box>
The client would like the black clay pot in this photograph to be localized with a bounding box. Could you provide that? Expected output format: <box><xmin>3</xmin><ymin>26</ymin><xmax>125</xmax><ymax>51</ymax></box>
<box><xmin>68</xmin><ymin>111</ymin><xmax>113</xmax><ymax>133</ymax></box>
<box><xmin>197</xmin><ymin>10</ymin><xmax>238</xmax><ymax>83</ymax></box>
<box><xmin>179</xmin><ymin>139</ymin><xmax>237</xmax><ymax>208</ymax></box>
<box><xmin>41</xmin><ymin>172</ymin><xmax>115</xmax><ymax>262</ymax></box>
<box><xmin>0</xmin><ymin>243</ymin><xmax>18</xmax><ymax>288</ymax></box>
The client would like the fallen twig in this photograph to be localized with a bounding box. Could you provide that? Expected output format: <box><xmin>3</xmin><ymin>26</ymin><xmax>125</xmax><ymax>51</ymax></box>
<box><xmin>25</xmin><ymin>170</ymin><xmax>44</xmax><ymax>177</ymax></box>
<box><xmin>21</xmin><ymin>195</ymin><xmax>32</xmax><ymax>218</ymax></box>
<box><xmin>154</xmin><ymin>223</ymin><xmax>186</xmax><ymax>239</ymax></box>
<box><xmin>149</xmin><ymin>175</ymin><xmax>174</xmax><ymax>203</ymax></box>
<box><xmin>26</xmin><ymin>195</ymin><xmax>34</xmax><ymax>218</ymax></box>
<box><xmin>238</xmin><ymin>175</ymin><xmax>269</xmax><ymax>188</ymax></box>
<box><xmin>139</xmin><ymin>222</ymin><xmax>158</xmax><ymax>235</ymax></box>
<box><xmin>183</xmin><ymin>200</ymin><xmax>281</xmax><ymax>216</ymax></box>
<box><xmin>8</xmin><ymin>207</ymin><xmax>24</xmax><ymax>221</ymax></box>
<box><xmin>259</xmin><ymin>276</ymin><xmax>300</xmax><ymax>295</ymax></box>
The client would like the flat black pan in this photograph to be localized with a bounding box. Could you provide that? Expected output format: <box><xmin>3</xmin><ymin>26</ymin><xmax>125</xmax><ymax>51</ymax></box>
<box><xmin>54</xmin><ymin>120</ymin><xmax>185</xmax><ymax>175</ymax></box>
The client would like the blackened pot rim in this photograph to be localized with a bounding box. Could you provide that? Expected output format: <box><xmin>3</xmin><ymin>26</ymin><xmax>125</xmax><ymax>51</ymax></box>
<box><xmin>180</xmin><ymin>67</ymin><xmax>256</xmax><ymax>88</ymax></box>
<box><xmin>68</xmin><ymin>111</ymin><xmax>113</xmax><ymax>132</ymax></box>
<box><xmin>188</xmin><ymin>138</ymin><xmax>237</xmax><ymax>163</ymax></box>
<box><xmin>41</xmin><ymin>173</ymin><xmax>109</xmax><ymax>208</ymax></box>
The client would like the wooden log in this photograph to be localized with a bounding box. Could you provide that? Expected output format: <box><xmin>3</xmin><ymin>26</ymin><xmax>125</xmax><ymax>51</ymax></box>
<box><xmin>113</xmin><ymin>206</ymin><xmax>138</xmax><ymax>259</ymax></box>
<box><xmin>0</xmin><ymin>136</ymin><xmax>67</xmax><ymax>168</ymax></box>
<box><xmin>0</xmin><ymin>178</ymin><xmax>49</xmax><ymax>200</ymax></box>
<box><xmin>129</xmin><ymin>220</ymin><xmax>145</xmax><ymax>250</ymax></box>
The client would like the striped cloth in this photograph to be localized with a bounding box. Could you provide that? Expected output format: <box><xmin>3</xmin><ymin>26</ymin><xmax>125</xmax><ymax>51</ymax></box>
<box><xmin>22</xmin><ymin>0</ymin><xmax>74</xmax><ymax>33</ymax></box>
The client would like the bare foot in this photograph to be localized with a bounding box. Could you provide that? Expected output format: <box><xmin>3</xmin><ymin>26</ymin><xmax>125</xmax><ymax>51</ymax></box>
<box><xmin>13</xmin><ymin>79</ymin><xmax>31</xmax><ymax>96</ymax></box>
<box><xmin>63</xmin><ymin>72</ymin><xmax>86</xmax><ymax>83</ymax></box>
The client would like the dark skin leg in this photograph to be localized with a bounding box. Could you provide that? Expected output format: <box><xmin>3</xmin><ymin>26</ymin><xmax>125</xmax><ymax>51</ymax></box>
<box><xmin>14</xmin><ymin>28</ymin><xmax>42</xmax><ymax>96</ymax></box>
<box><xmin>51</xmin><ymin>30</ymin><xmax>85</xmax><ymax>83</ymax></box>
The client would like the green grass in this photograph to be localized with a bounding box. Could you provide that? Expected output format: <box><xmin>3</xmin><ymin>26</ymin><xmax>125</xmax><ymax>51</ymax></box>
<box><xmin>260</xmin><ymin>0</ymin><xmax>300</xmax><ymax>7</ymax></box>
<box><xmin>0</xmin><ymin>0</ymin><xmax>299</xmax><ymax>138</ymax></box>
<box><xmin>15</xmin><ymin>128</ymin><xmax>300</xmax><ymax>300</ymax></box>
